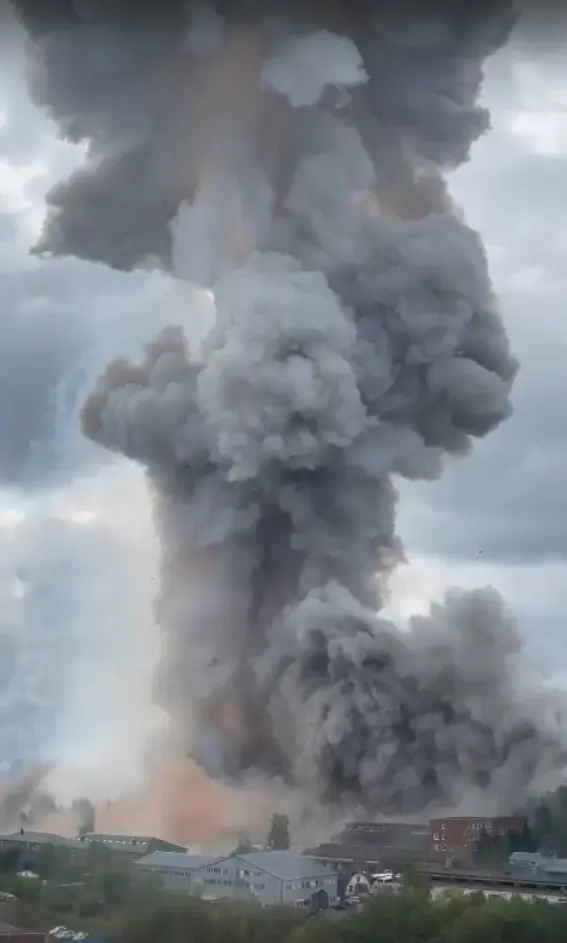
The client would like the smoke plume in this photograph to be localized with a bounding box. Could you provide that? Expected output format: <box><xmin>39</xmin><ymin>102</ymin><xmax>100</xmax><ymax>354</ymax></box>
<box><xmin>11</xmin><ymin>0</ymin><xmax>567</xmax><ymax>817</ymax></box>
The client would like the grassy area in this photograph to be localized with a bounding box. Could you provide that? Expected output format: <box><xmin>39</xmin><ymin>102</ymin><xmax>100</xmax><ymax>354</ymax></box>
<box><xmin>0</xmin><ymin>899</ymin><xmax>118</xmax><ymax>939</ymax></box>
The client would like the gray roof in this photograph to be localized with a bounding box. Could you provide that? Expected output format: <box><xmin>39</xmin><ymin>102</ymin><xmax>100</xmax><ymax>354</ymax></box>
<box><xmin>305</xmin><ymin>842</ymin><xmax>438</xmax><ymax>865</ymax></box>
<box><xmin>135</xmin><ymin>851</ymin><xmax>220</xmax><ymax>870</ymax></box>
<box><xmin>509</xmin><ymin>852</ymin><xmax>544</xmax><ymax>863</ymax></box>
<box><xmin>1</xmin><ymin>831</ymin><xmax>84</xmax><ymax>848</ymax></box>
<box><xmin>233</xmin><ymin>851</ymin><xmax>335</xmax><ymax>881</ymax></box>
<box><xmin>82</xmin><ymin>833</ymin><xmax>151</xmax><ymax>851</ymax></box>
<box><xmin>542</xmin><ymin>858</ymin><xmax>567</xmax><ymax>873</ymax></box>
<box><xmin>338</xmin><ymin>822</ymin><xmax>430</xmax><ymax>852</ymax></box>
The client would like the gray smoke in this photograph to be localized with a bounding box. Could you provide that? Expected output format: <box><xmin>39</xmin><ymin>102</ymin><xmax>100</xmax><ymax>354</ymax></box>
<box><xmin>12</xmin><ymin>0</ymin><xmax>567</xmax><ymax>814</ymax></box>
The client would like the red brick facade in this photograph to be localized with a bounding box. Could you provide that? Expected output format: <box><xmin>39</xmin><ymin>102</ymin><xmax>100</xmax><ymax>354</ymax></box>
<box><xmin>429</xmin><ymin>816</ymin><xmax>523</xmax><ymax>856</ymax></box>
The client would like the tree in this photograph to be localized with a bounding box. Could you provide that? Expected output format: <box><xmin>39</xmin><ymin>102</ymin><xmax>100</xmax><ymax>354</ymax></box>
<box><xmin>98</xmin><ymin>870</ymin><xmax>132</xmax><ymax>909</ymax></box>
<box><xmin>41</xmin><ymin>882</ymin><xmax>79</xmax><ymax>914</ymax></box>
<box><xmin>75</xmin><ymin>890</ymin><xmax>106</xmax><ymax>918</ymax></box>
<box><xmin>119</xmin><ymin>896</ymin><xmax>215</xmax><ymax>943</ymax></box>
<box><xmin>36</xmin><ymin>842</ymin><xmax>58</xmax><ymax>880</ymax></box>
<box><xmin>14</xmin><ymin>875</ymin><xmax>41</xmax><ymax>904</ymax></box>
<box><xmin>233</xmin><ymin>836</ymin><xmax>253</xmax><ymax>855</ymax></box>
<box><xmin>0</xmin><ymin>848</ymin><xmax>19</xmax><ymax>873</ymax></box>
<box><xmin>266</xmin><ymin>813</ymin><xmax>290</xmax><ymax>851</ymax></box>
<box><xmin>85</xmin><ymin>840</ymin><xmax>113</xmax><ymax>875</ymax></box>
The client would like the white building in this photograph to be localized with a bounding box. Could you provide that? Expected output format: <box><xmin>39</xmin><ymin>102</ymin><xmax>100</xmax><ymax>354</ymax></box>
<box><xmin>135</xmin><ymin>849</ymin><xmax>338</xmax><ymax>909</ymax></box>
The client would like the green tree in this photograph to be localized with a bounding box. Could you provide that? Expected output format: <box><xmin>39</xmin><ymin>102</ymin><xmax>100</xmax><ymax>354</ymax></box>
<box><xmin>36</xmin><ymin>842</ymin><xmax>58</xmax><ymax>880</ymax></box>
<box><xmin>119</xmin><ymin>896</ymin><xmax>215</xmax><ymax>943</ymax></box>
<box><xmin>14</xmin><ymin>876</ymin><xmax>41</xmax><ymax>904</ymax></box>
<box><xmin>41</xmin><ymin>882</ymin><xmax>80</xmax><ymax>914</ymax></box>
<box><xmin>98</xmin><ymin>870</ymin><xmax>132</xmax><ymax>909</ymax></box>
<box><xmin>75</xmin><ymin>889</ymin><xmax>106</xmax><ymax>917</ymax></box>
<box><xmin>233</xmin><ymin>835</ymin><xmax>253</xmax><ymax>855</ymax></box>
<box><xmin>85</xmin><ymin>839</ymin><xmax>114</xmax><ymax>875</ymax></box>
<box><xmin>0</xmin><ymin>848</ymin><xmax>19</xmax><ymax>873</ymax></box>
<box><xmin>266</xmin><ymin>813</ymin><xmax>290</xmax><ymax>851</ymax></box>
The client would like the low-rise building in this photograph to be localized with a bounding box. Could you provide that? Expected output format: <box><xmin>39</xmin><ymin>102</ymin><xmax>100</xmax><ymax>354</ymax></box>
<box><xmin>134</xmin><ymin>849</ymin><xmax>338</xmax><ymax>909</ymax></box>
<box><xmin>305</xmin><ymin>821</ymin><xmax>434</xmax><ymax>877</ymax></box>
<box><xmin>0</xmin><ymin>831</ymin><xmax>87</xmax><ymax>870</ymax></box>
<box><xmin>80</xmin><ymin>833</ymin><xmax>185</xmax><ymax>859</ymax></box>
<box><xmin>134</xmin><ymin>851</ymin><xmax>222</xmax><ymax>893</ymax></box>
<box><xmin>508</xmin><ymin>851</ymin><xmax>546</xmax><ymax>873</ymax></box>
<box><xmin>0</xmin><ymin>829</ymin><xmax>186</xmax><ymax>871</ymax></box>
<box><xmin>509</xmin><ymin>852</ymin><xmax>567</xmax><ymax>880</ymax></box>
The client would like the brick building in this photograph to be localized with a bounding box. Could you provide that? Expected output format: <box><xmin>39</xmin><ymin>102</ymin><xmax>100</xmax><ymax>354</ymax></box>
<box><xmin>429</xmin><ymin>817</ymin><xmax>524</xmax><ymax>857</ymax></box>
<box><xmin>304</xmin><ymin>820</ymin><xmax>436</xmax><ymax>878</ymax></box>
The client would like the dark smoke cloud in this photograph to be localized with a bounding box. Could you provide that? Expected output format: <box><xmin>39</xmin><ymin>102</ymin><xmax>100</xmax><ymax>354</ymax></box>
<box><xmin>0</xmin><ymin>764</ymin><xmax>56</xmax><ymax>831</ymax></box>
<box><xmin>12</xmin><ymin>0</ymin><xmax>567</xmax><ymax>815</ymax></box>
<box><xmin>12</xmin><ymin>0</ymin><xmax>516</xmax><ymax>270</ymax></box>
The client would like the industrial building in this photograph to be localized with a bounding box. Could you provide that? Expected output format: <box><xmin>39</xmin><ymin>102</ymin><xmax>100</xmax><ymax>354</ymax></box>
<box><xmin>0</xmin><ymin>831</ymin><xmax>88</xmax><ymax>871</ymax></box>
<box><xmin>80</xmin><ymin>833</ymin><xmax>185</xmax><ymax>859</ymax></box>
<box><xmin>305</xmin><ymin>816</ymin><xmax>528</xmax><ymax>876</ymax></box>
<box><xmin>429</xmin><ymin>817</ymin><xmax>524</xmax><ymax>857</ymax></box>
<box><xmin>134</xmin><ymin>850</ymin><xmax>338</xmax><ymax>909</ymax></box>
<box><xmin>134</xmin><ymin>851</ymin><xmax>222</xmax><ymax>893</ymax></box>
<box><xmin>0</xmin><ymin>830</ymin><xmax>185</xmax><ymax>871</ymax></box>
<box><xmin>304</xmin><ymin>820</ymin><xmax>435</xmax><ymax>875</ymax></box>
<box><xmin>509</xmin><ymin>852</ymin><xmax>567</xmax><ymax>879</ymax></box>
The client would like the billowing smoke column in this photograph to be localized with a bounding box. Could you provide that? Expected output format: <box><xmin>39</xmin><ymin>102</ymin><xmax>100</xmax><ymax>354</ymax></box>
<box><xmin>12</xmin><ymin>0</ymin><xmax>567</xmax><ymax>814</ymax></box>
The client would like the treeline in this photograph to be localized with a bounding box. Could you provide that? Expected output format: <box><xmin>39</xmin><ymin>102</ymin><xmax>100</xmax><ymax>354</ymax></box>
<box><xmin>0</xmin><ymin>839</ymin><xmax>162</xmax><ymax>937</ymax></box>
<box><xmin>98</xmin><ymin>883</ymin><xmax>567</xmax><ymax>943</ymax></box>
<box><xmin>474</xmin><ymin>785</ymin><xmax>567</xmax><ymax>865</ymax></box>
<box><xmin>4</xmin><ymin>874</ymin><xmax>567</xmax><ymax>943</ymax></box>
<box><xmin>233</xmin><ymin>812</ymin><xmax>291</xmax><ymax>854</ymax></box>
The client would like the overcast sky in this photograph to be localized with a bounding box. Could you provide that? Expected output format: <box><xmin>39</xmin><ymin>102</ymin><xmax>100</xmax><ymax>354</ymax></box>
<box><xmin>1</xmin><ymin>15</ymin><xmax>566</xmax><ymax>793</ymax></box>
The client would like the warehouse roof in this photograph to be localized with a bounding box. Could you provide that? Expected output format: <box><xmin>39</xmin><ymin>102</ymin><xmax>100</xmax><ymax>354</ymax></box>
<box><xmin>233</xmin><ymin>851</ymin><xmax>335</xmax><ymax>881</ymax></box>
<box><xmin>135</xmin><ymin>851</ymin><xmax>221</xmax><ymax>870</ymax></box>
<box><xmin>509</xmin><ymin>852</ymin><xmax>545</xmax><ymax>863</ymax></box>
<box><xmin>0</xmin><ymin>831</ymin><xmax>84</xmax><ymax>849</ymax></box>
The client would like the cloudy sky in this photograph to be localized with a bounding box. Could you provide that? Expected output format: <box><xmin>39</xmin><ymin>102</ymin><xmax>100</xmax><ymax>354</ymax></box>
<box><xmin>0</xmin><ymin>13</ymin><xmax>566</xmax><ymax>797</ymax></box>
<box><xmin>392</xmin><ymin>29</ymin><xmax>567</xmax><ymax>675</ymax></box>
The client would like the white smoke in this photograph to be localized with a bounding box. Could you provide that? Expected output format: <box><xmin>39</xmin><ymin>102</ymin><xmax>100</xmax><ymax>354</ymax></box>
<box><xmin>261</xmin><ymin>30</ymin><xmax>368</xmax><ymax>107</ymax></box>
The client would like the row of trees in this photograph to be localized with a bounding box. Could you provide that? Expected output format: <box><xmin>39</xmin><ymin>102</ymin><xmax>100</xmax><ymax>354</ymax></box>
<box><xmin>5</xmin><ymin>870</ymin><xmax>567</xmax><ymax>943</ymax></box>
<box><xmin>117</xmin><ymin>880</ymin><xmax>567</xmax><ymax>943</ymax></box>
<box><xmin>0</xmin><ymin>837</ymin><xmax>161</xmax><ymax>934</ymax></box>
<box><xmin>233</xmin><ymin>813</ymin><xmax>291</xmax><ymax>855</ymax></box>
<box><xmin>473</xmin><ymin>785</ymin><xmax>567</xmax><ymax>866</ymax></box>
